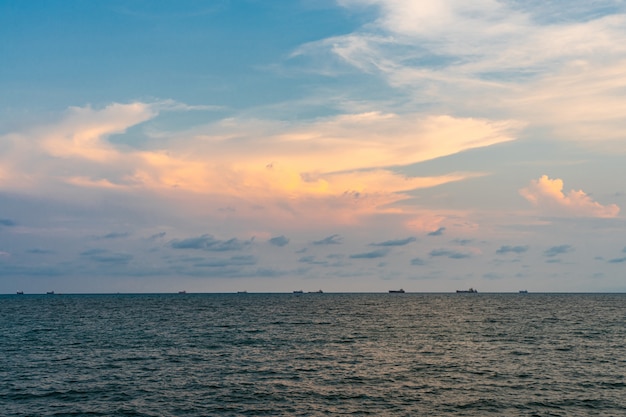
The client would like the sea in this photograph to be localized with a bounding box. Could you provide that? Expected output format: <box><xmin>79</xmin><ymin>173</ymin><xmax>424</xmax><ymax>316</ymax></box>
<box><xmin>1</xmin><ymin>293</ymin><xmax>625</xmax><ymax>416</ymax></box>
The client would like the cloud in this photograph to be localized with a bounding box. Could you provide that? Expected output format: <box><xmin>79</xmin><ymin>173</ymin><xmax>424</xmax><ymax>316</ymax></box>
<box><xmin>39</xmin><ymin>102</ymin><xmax>158</xmax><ymax>162</ymax></box>
<box><xmin>410</xmin><ymin>257</ymin><xmax>425</xmax><ymax>265</ymax></box>
<box><xmin>268</xmin><ymin>235</ymin><xmax>290</xmax><ymax>247</ymax></box>
<box><xmin>428</xmin><ymin>227</ymin><xmax>446</xmax><ymax>236</ymax></box>
<box><xmin>429</xmin><ymin>248</ymin><xmax>472</xmax><ymax>259</ymax></box>
<box><xmin>1</xmin><ymin>102</ymin><xmax>515</xmax><ymax>220</ymax></box>
<box><xmin>313</xmin><ymin>234</ymin><xmax>343</xmax><ymax>245</ymax></box>
<box><xmin>350</xmin><ymin>248</ymin><xmax>389</xmax><ymax>259</ymax></box>
<box><xmin>194</xmin><ymin>255</ymin><xmax>257</xmax><ymax>268</ymax></box>
<box><xmin>519</xmin><ymin>175</ymin><xmax>620</xmax><ymax>218</ymax></box>
<box><xmin>80</xmin><ymin>248</ymin><xmax>133</xmax><ymax>264</ymax></box>
<box><xmin>170</xmin><ymin>235</ymin><xmax>251</xmax><ymax>251</ymax></box>
<box><xmin>98</xmin><ymin>232</ymin><xmax>130</xmax><ymax>239</ymax></box>
<box><xmin>0</xmin><ymin>218</ymin><xmax>16</xmax><ymax>227</ymax></box>
<box><xmin>496</xmin><ymin>245</ymin><xmax>529</xmax><ymax>255</ymax></box>
<box><xmin>483</xmin><ymin>272</ymin><xmax>504</xmax><ymax>280</ymax></box>
<box><xmin>303</xmin><ymin>0</ymin><xmax>626</xmax><ymax>154</ymax></box>
<box><xmin>370</xmin><ymin>237</ymin><xmax>416</xmax><ymax>246</ymax></box>
<box><xmin>298</xmin><ymin>255</ymin><xmax>328</xmax><ymax>265</ymax></box>
<box><xmin>27</xmin><ymin>248</ymin><xmax>54</xmax><ymax>254</ymax></box>
<box><xmin>608</xmin><ymin>257</ymin><xmax>626</xmax><ymax>263</ymax></box>
<box><xmin>544</xmin><ymin>245</ymin><xmax>574</xmax><ymax>257</ymax></box>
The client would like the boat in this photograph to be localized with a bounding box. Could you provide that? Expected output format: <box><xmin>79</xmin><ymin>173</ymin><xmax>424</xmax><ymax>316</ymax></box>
<box><xmin>16</xmin><ymin>291</ymin><xmax>24</xmax><ymax>295</ymax></box>
<box><xmin>519</xmin><ymin>290</ymin><xmax>528</xmax><ymax>294</ymax></box>
<box><xmin>308</xmin><ymin>290</ymin><xmax>323</xmax><ymax>293</ymax></box>
<box><xmin>46</xmin><ymin>291</ymin><xmax>55</xmax><ymax>295</ymax></box>
<box><xmin>293</xmin><ymin>290</ymin><xmax>303</xmax><ymax>294</ymax></box>
<box><xmin>389</xmin><ymin>289</ymin><xmax>405</xmax><ymax>293</ymax></box>
<box><xmin>456</xmin><ymin>288</ymin><xmax>477</xmax><ymax>293</ymax></box>
<box><xmin>237</xmin><ymin>290</ymin><xmax>247</xmax><ymax>294</ymax></box>
<box><xmin>178</xmin><ymin>290</ymin><xmax>187</xmax><ymax>294</ymax></box>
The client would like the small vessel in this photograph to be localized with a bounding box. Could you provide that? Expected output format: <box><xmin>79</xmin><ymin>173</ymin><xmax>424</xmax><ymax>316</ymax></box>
<box><xmin>389</xmin><ymin>289</ymin><xmax>405</xmax><ymax>293</ymax></box>
<box><xmin>46</xmin><ymin>291</ymin><xmax>55</xmax><ymax>295</ymax></box>
<box><xmin>178</xmin><ymin>290</ymin><xmax>187</xmax><ymax>294</ymax></box>
<box><xmin>456</xmin><ymin>288</ymin><xmax>477</xmax><ymax>293</ymax></box>
<box><xmin>308</xmin><ymin>290</ymin><xmax>323</xmax><ymax>293</ymax></box>
<box><xmin>293</xmin><ymin>290</ymin><xmax>304</xmax><ymax>294</ymax></box>
<box><xmin>237</xmin><ymin>290</ymin><xmax>247</xmax><ymax>294</ymax></box>
<box><xmin>519</xmin><ymin>290</ymin><xmax>528</xmax><ymax>294</ymax></box>
<box><xmin>16</xmin><ymin>291</ymin><xmax>24</xmax><ymax>295</ymax></box>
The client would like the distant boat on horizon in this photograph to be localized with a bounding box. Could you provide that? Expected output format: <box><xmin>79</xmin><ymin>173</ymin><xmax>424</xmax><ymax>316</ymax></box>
<box><xmin>237</xmin><ymin>291</ymin><xmax>247</xmax><ymax>294</ymax></box>
<box><xmin>293</xmin><ymin>290</ymin><xmax>304</xmax><ymax>294</ymax></box>
<box><xmin>16</xmin><ymin>290</ymin><xmax>24</xmax><ymax>295</ymax></box>
<box><xmin>519</xmin><ymin>290</ymin><xmax>528</xmax><ymax>294</ymax></box>
<box><xmin>389</xmin><ymin>289</ymin><xmax>405</xmax><ymax>293</ymax></box>
<box><xmin>308</xmin><ymin>289</ymin><xmax>323</xmax><ymax>293</ymax></box>
<box><xmin>46</xmin><ymin>291</ymin><xmax>54</xmax><ymax>295</ymax></box>
<box><xmin>178</xmin><ymin>290</ymin><xmax>186</xmax><ymax>294</ymax></box>
<box><xmin>456</xmin><ymin>288</ymin><xmax>478</xmax><ymax>293</ymax></box>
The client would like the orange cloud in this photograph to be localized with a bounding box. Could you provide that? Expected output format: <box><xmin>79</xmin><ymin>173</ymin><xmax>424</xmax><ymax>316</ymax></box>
<box><xmin>519</xmin><ymin>175</ymin><xmax>619</xmax><ymax>218</ymax></box>
<box><xmin>39</xmin><ymin>102</ymin><xmax>156</xmax><ymax>162</ymax></box>
<box><xmin>1</xmin><ymin>103</ymin><xmax>521</xmax><ymax>229</ymax></box>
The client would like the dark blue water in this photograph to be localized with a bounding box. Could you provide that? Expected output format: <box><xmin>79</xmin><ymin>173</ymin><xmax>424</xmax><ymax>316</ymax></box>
<box><xmin>1</xmin><ymin>293</ymin><xmax>625</xmax><ymax>416</ymax></box>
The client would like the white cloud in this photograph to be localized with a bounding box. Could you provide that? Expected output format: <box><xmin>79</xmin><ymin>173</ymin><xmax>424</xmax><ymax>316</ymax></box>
<box><xmin>305</xmin><ymin>1</ymin><xmax>626</xmax><ymax>150</ymax></box>
<box><xmin>519</xmin><ymin>175</ymin><xmax>620</xmax><ymax>218</ymax></box>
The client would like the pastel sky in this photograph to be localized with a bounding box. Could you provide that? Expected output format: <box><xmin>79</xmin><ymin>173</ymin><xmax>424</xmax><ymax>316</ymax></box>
<box><xmin>2</xmin><ymin>0</ymin><xmax>626</xmax><ymax>293</ymax></box>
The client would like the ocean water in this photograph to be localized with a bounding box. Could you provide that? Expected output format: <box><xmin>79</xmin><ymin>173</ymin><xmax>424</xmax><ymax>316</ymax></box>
<box><xmin>1</xmin><ymin>293</ymin><xmax>625</xmax><ymax>416</ymax></box>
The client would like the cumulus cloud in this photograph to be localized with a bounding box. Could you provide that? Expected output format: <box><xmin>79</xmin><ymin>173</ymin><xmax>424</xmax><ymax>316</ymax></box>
<box><xmin>268</xmin><ymin>235</ymin><xmax>290</xmax><ymax>247</ymax></box>
<box><xmin>80</xmin><ymin>248</ymin><xmax>133</xmax><ymax>264</ymax></box>
<box><xmin>496</xmin><ymin>245</ymin><xmax>529</xmax><ymax>255</ymax></box>
<box><xmin>519</xmin><ymin>175</ymin><xmax>619</xmax><ymax>218</ymax></box>
<box><xmin>428</xmin><ymin>227</ymin><xmax>446</xmax><ymax>236</ymax></box>
<box><xmin>608</xmin><ymin>257</ymin><xmax>626</xmax><ymax>263</ymax></box>
<box><xmin>98</xmin><ymin>232</ymin><xmax>130</xmax><ymax>240</ymax></box>
<box><xmin>170</xmin><ymin>235</ymin><xmax>251</xmax><ymax>251</ymax></box>
<box><xmin>350</xmin><ymin>248</ymin><xmax>389</xmax><ymax>259</ymax></box>
<box><xmin>544</xmin><ymin>245</ymin><xmax>574</xmax><ymax>257</ymax></box>
<box><xmin>429</xmin><ymin>248</ymin><xmax>472</xmax><ymax>259</ymax></box>
<box><xmin>194</xmin><ymin>255</ymin><xmax>257</xmax><ymax>268</ymax></box>
<box><xmin>370</xmin><ymin>237</ymin><xmax>416</xmax><ymax>246</ymax></box>
<box><xmin>149</xmin><ymin>232</ymin><xmax>167</xmax><ymax>240</ymax></box>
<box><xmin>298</xmin><ymin>255</ymin><xmax>328</xmax><ymax>265</ymax></box>
<box><xmin>410</xmin><ymin>257</ymin><xmax>425</xmax><ymax>265</ymax></box>
<box><xmin>313</xmin><ymin>234</ymin><xmax>343</xmax><ymax>245</ymax></box>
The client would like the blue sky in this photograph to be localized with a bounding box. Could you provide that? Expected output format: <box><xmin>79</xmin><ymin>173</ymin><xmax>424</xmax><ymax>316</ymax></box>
<box><xmin>2</xmin><ymin>0</ymin><xmax>626</xmax><ymax>293</ymax></box>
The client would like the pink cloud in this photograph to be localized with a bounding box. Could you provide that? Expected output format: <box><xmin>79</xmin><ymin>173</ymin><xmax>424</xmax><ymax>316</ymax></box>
<box><xmin>519</xmin><ymin>175</ymin><xmax>619</xmax><ymax>218</ymax></box>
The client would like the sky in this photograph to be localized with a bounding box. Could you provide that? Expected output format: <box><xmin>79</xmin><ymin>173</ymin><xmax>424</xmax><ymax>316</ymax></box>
<box><xmin>2</xmin><ymin>0</ymin><xmax>626</xmax><ymax>293</ymax></box>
